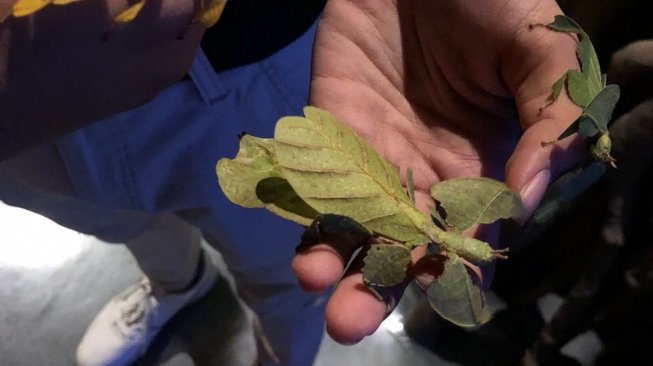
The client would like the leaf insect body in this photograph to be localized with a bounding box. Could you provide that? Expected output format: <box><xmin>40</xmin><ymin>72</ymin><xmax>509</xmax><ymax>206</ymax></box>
<box><xmin>533</xmin><ymin>15</ymin><xmax>620</xmax><ymax>168</ymax></box>
<box><xmin>421</xmin><ymin>216</ymin><xmax>506</xmax><ymax>267</ymax></box>
<box><xmin>405</xmin><ymin>170</ymin><xmax>513</xmax><ymax>266</ymax></box>
<box><xmin>424</xmin><ymin>226</ymin><xmax>508</xmax><ymax>266</ymax></box>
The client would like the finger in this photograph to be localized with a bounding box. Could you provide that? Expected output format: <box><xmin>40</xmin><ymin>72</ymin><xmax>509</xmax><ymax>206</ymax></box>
<box><xmin>324</xmin><ymin>243</ymin><xmax>414</xmax><ymax>344</ymax></box>
<box><xmin>506</xmin><ymin>121</ymin><xmax>585</xmax><ymax>220</ymax></box>
<box><xmin>324</xmin><ymin>238</ymin><xmax>423</xmax><ymax>344</ymax></box>
<box><xmin>292</xmin><ymin>243</ymin><xmax>356</xmax><ymax>292</ymax></box>
<box><xmin>324</xmin><ymin>272</ymin><xmax>391</xmax><ymax>344</ymax></box>
<box><xmin>291</xmin><ymin>221</ymin><xmax>368</xmax><ymax>293</ymax></box>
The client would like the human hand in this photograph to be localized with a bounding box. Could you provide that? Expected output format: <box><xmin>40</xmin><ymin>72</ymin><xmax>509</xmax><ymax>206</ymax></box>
<box><xmin>0</xmin><ymin>0</ymin><xmax>203</xmax><ymax>160</ymax></box>
<box><xmin>293</xmin><ymin>0</ymin><xmax>584</xmax><ymax>344</ymax></box>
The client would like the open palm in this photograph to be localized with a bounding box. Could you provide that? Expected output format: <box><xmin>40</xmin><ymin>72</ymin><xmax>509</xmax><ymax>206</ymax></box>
<box><xmin>293</xmin><ymin>0</ymin><xmax>584</xmax><ymax>344</ymax></box>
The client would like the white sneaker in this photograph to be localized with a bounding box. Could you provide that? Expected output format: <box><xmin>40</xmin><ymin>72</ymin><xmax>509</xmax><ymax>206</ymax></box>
<box><xmin>76</xmin><ymin>251</ymin><xmax>219</xmax><ymax>366</ymax></box>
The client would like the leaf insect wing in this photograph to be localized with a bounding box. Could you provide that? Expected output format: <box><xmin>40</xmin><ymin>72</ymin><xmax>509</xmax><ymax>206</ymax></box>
<box><xmin>583</xmin><ymin>84</ymin><xmax>621</xmax><ymax>132</ymax></box>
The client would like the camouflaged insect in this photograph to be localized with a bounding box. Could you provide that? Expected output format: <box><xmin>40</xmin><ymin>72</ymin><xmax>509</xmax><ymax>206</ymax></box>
<box><xmin>535</xmin><ymin>15</ymin><xmax>620</xmax><ymax>168</ymax></box>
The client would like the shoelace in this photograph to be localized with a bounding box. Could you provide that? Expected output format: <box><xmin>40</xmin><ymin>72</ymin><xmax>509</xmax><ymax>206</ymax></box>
<box><xmin>115</xmin><ymin>279</ymin><xmax>156</xmax><ymax>337</ymax></box>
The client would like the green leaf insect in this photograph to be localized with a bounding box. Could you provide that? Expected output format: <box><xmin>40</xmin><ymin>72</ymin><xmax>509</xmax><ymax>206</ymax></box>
<box><xmin>435</xmin><ymin>231</ymin><xmax>509</xmax><ymax>267</ymax></box>
<box><xmin>427</xmin><ymin>177</ymin><xmax>523</xmax><ymax>266</ymax></box>
<box><xmin>534</xmin><ymin>15</ymin><xmax>620</xmax><ymax>168</ymax></box>
<box><xmin>216</xmin><ymin>106</ymin><xmax>525</xmax><ymax>326</ymax></box>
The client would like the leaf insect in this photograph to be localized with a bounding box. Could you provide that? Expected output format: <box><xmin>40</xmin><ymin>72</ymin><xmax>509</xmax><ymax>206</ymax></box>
<box><xmin>218</xmin><ymin>106</ymin><xmax>526</xmax><ymax>327</ymax></box>
<box><xmin>427</xmin><ymin>177</ymin><xmax>523</xmax><ymax>265</ymax></box>
<box><xmin>436</xmin><ymin>231</ymin><xmax>509</xmax><ymax>266</ymax></box>
<box><xmin>420</xmin><ymin>223</ymin><xmax>509</xmax><ymax>267</ymax></box>
<box><xmin>533</xmin><ymin>15</ymin><xmax>620</xmax><ymax>168</ymax></box>
<box><xmin>406</xmin><ymin>169</ymin><xmax>511</xmax><ymax>266</ymax></box>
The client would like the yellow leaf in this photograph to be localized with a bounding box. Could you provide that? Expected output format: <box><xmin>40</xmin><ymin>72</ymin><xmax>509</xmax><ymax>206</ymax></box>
<box><xmin>52</xmin><ymin>0</ymin><xmax>82</xmax><ymax>5</ymax></box>
<box><xmin>12</xmin><ymin>0</ymin><xmax>51</xmax><ymax>17</ymax></box>
<box><xmin>114</xmin><ymin>0</ymin><xmax>146</xmax><ymax>23</ymax></box>
<box><xmin>194</xmin><ymin>0</ymin><xmax>226</xmax><ymax>28</ymax></box>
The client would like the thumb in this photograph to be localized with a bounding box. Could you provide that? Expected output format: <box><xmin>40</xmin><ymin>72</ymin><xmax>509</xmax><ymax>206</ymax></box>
<box><xmin>502</xmin><ymin>15</ymin><xmax>587</xmax><ymax>219</ymax></box>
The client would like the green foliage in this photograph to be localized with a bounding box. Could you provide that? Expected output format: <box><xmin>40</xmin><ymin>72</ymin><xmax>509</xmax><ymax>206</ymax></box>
<box><xmin>538</xmin><ymin>15</ymin><xmax>620</xmax><ymax>168</ymax></box>
<box><xmin>217</xmin><ymin>107</ymin><xmax>524</xmax><ymax>327</ymax></box>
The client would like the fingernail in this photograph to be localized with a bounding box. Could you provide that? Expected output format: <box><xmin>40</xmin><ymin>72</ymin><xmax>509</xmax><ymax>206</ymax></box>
<box><xmin>519</xmin><ymin>169</ymin><xmax>551</xmax><ymax>223</ymax></box>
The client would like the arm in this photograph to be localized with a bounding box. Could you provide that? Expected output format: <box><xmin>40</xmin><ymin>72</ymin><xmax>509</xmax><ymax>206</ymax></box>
<box><xmin>0</xmin><ymin>0</ymin><xmax>204</xmax><ymax>160</ymax></box>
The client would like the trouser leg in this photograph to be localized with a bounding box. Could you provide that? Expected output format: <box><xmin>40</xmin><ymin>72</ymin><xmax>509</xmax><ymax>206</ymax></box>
<box><xmin>0</xmin><ymin>144</ymin><xmax>202</xmax><ymax>293</ymax></box>
<box><xmin>181</xmin><ymin>206</ymin><xmax>328</xmax><ymax>366</ymax></box>
<box><xmin>124</xmin><ymin>213</ymin><xmax>202</xmax><ymax>293</ymax></box>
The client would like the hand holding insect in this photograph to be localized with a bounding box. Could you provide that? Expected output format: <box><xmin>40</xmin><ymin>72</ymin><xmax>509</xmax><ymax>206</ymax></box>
<box><xmin>217</xmin><ymin>107</ymin><xmax>525</xmax><ymax>327</ymax></box>
<box><xmin>302</xmin><ymin>0</ymin><xmax>585</xmax><ymax>344</ymax></box>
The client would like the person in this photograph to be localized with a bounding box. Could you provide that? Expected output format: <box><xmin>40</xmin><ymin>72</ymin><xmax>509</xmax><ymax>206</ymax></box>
<box><xmin>0</xmin><ymin>0</ymin><xmax>587</xmax><ymax>364</ymax></box>
<box><xmin>1</xmin><ymin>2</ymin><xmax>329</xmax><ymax>365</ymax></box>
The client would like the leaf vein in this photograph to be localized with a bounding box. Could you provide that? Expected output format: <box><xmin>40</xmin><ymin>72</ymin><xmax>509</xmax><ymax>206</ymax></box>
<box><xmin>275</xmin><ymin>139</ymin><xmax>337</xmax><ymax>151</ymax></box>
<box><xmin>359</xmin><ymin>212</ymin><xmax>400</xmax><ymax>224</ymax></box>
<box><xmin>304</xmin><ymin>193</ymin><xmax>384</xmax><ymax>199</ymax></box>
<box><xmin>281</xmin><ymin>165</ymin><xmax>365</xmax><ymax>175</ymax></box>
<box><xmin>308</xmin><ymin>117</ymin><xmax>410</xmax><ymax>214</ymax></box>
<box><xmin>479</xmin><ymin>187</ymin><xmax>505</xmax><ymax>220</ymax></box>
